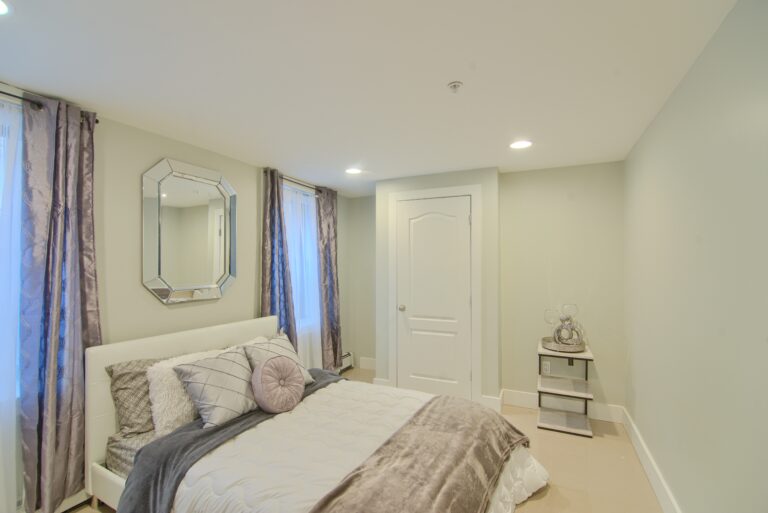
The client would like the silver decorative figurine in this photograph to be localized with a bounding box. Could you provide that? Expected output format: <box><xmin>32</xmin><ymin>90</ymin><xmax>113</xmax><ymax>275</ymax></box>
<box><xmin>543</xmin><ymin>305</ymin><xmax>586</xmax><ymax>353</ymax></box>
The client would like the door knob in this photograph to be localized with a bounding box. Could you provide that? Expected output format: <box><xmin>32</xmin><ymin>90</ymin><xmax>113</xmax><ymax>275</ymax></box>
<box><xmin>398</xmin><ymin>304</ymin><xmax>406</xmax><ymax>312</ymax></box>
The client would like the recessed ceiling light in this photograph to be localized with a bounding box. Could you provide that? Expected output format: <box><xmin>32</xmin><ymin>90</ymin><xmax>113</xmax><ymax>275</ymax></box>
<box><xmin>161</xmin><ymin>193</ymin><xmax>168</xmax><ymax>198</ymax></box>
<box><xmin>345</xmin><ymin>168</ymin><xmax>362</xmax><ymax>175</ymax></box>
<box><xmin>510</xmin><ymin>140</ymin><xmax>533</xmax><ymax>150</ymax></box>
<box><xmin>0</xmin><ymin>1</ymin><xmax>10</xmax><ymax>15</ymax></box>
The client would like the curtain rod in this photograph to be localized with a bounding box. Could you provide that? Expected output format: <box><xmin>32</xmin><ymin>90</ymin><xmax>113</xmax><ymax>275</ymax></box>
<box><xmin>0</xmin><ymin>86</ymin><xmax>100</xmax><ymax>123</ymax></box>
<box><xmin>0</xmin><ymin>89</ymin><xmax>43</xmax><ymax>110</ymax></box>
<box><xmin>282</xmin><ymin>175</ymin><xmax>318</xmax><ymax>191</ymax></box>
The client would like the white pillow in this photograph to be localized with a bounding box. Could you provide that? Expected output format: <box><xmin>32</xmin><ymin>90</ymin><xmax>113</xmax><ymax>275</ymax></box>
<box><xmin>242</xmin><ymin>334</ymin><xmax>315</xmax><ymax>385</ymax></box>
<box><xmin>146</xmin><ymin>348</ymin><xmax>226</xmax><ymax>436</ymax></box>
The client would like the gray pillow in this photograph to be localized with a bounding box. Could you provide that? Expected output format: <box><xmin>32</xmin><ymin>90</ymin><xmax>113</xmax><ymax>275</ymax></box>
<box><xmin>251</xmin><ymin>355</ymin><xmax>305</xmax><ymax>413</ymax></box>
<box><xmin>243</xmin><ymin>334</ymin><xmax>314</xmax><ymax>385</ymax></box>
<box><xmin>173</xmin><ymin>347</ymin><xmax>256</xmax><ymax>428</ymax></box>
<box><xmin>106</xmin><ymin>358</ymin><xmax>160</xmax><ymax>435</ymax></box>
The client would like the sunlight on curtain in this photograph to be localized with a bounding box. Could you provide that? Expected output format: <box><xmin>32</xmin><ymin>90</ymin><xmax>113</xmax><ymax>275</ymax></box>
<box><xmin>283</xmin><ymin>184</ymin><xmax>323</xmax><ymax>369</ymax></box>
<box><xmin>0</xmin><ymin>99</ymin><xmax>23</xmax><ymax>512</ymax></box>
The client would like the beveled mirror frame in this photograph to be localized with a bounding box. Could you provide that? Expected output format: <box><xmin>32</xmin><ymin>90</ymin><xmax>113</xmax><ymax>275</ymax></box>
<box><xmin>142</xmin><ymin>158</ymin><xmax>237</xmax><ymax>304</ymax></box>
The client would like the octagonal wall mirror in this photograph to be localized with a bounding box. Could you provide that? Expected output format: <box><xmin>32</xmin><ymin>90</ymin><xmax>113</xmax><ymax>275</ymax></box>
<box><xmin>142</xmin><ymin>159</ymin><xmax>237</xmax><ymax>304</ymax></box>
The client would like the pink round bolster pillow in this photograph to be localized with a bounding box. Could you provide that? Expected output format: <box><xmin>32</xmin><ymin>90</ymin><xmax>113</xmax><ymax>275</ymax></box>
<box><xmin>251</xmin><ymin>355</ymin><xmax>305</xmax><ymax>413</ymax></box>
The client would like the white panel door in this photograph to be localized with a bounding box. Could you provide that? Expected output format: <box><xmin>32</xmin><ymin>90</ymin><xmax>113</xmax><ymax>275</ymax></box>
<box><xmin>396</xmin><ymin>195</ymin><xmax>472</xmax><ymax>398</ymax></box>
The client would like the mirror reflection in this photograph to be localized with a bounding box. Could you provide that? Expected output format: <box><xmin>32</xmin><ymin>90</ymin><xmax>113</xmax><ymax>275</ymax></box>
<box><xmin>142</xmin><ymin>159</ymin><xmax>236</xmax><ymax>304</ymax></box>
<box><xmin>159</xmin><ymin>176</ymin><xmax>228</xmax><ymax>288</ymax></box>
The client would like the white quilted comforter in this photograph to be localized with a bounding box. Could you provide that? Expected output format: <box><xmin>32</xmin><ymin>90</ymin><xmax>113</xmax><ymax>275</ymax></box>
<box><xmin>173</xmin><ymin>380</ymin><xmax>548</xmax><ymax>513</ymax></box>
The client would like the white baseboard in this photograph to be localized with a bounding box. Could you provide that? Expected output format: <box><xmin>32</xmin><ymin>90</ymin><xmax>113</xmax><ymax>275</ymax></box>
<box><xmin>501</xmin><ymin>388</ymin><xmax>680</xmax><ymax>513</ymax></box>
<box><xmin>622</xmin><ymin>408</ymin><xmax>682</xmax><ymax>513</ymax></box>
<box><xmin>501</xmin><ymin>389</ymin><xmax>538</xmax><ymax>409</ymax></box>
<box><xmin>477</xmin><ymin>393</ymin><xmax>502</xmax><ymax>412</ymax></box>
<box><xmin>372</xmin><ymin>377</ymin><xmax>392</xmax><ymax>387</ymax></box>
<box><xmin>358</xmin><ymin>357</ymin><xmax>376</xmax><ymax>370</ymax></box>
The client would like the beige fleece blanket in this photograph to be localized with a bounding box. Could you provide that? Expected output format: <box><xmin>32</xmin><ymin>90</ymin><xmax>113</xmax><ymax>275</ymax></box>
<box><xmin>309</xmin><ymin>395</ymin><xmax>530</xmax><ymax>513</ymax></box>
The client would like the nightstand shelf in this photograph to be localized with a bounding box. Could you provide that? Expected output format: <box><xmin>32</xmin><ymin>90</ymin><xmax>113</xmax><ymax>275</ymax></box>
<box><xmin>537</xmin><ymin>408</ymin><xmax>593</xmax><ymax>437</ymax></box>
<box><xmin>537</xmin><ymin>340</ymin><xmax>594</xmax><ymax>437</ymax></box>
<box><xmin>537</xmin><ymin>375</ymin><xmax>593</xmax><ymax>400</ymax></box>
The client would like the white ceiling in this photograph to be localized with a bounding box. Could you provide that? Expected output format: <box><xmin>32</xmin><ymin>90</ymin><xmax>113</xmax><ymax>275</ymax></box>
<box><xmin>0</xmin><ymin>0</ymin><xmax>735</xmax><ymax>196</ymax></box>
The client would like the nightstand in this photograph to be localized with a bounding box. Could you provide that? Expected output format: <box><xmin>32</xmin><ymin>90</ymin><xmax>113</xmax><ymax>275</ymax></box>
<box><xmin>537</xmin><ymin>340</ymin><xmax>594</xmax><ymax>437</ymax></box>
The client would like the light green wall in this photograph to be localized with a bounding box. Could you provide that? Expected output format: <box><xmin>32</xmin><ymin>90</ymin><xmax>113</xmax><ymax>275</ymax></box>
<box><xmin>338</xmin><ymin>195</ymin><xmax>376</xmax><ymax>365</ymax></box>
<box><xmin>500</xmin><ymin>163</ymin><xmax>625</xmax><ymax>406</ymax></box>
<box><xmin>345</xmin><ymin>163</ymin><xmax>625</xmax><ymax>405</ymax></box>
<box><xmin>95</xmin><ymin>119</ymin><xmax>261</xmax><ymax>343</ymax></box>
<box><xmin>375</xmin><ymin>168</ymin><xmax>500</xmax><ymax>396</ymax></box>
<box><xmin>624</xmin><ymin>1</ymin><xmax>767</xmax><ymax>511</ymax></box>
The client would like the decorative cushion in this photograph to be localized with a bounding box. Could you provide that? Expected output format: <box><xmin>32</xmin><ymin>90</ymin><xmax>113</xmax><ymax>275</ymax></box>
<box><xmin>147</xmin><ymin>348</ymin><xmax>225</xmax><ymax>436</ymax></box>
<box><xmin>106</xmin><ymin>358</ymin><xmax>160</xmax><ymax>436</ymax></box>
<box><xmin>174</xmin><ymin>347</ymin><xmax>257</xmax><ymax>428</ymax></box>
<box><xmin>251</xmin><ymin>355</ymin><xmax>305</xmax><ymax>413</ymax></box>
<box><xmin>242</xmin><ymin>334</ymin><xmax>315</xmax><ymax>385</ymax></box>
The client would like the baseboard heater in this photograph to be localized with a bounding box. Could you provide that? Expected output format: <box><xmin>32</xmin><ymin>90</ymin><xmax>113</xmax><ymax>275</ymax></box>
<box><xmin>339</xmin><ymin>351</ymin><xmax>354</xmax><ymax>372</ymax></box>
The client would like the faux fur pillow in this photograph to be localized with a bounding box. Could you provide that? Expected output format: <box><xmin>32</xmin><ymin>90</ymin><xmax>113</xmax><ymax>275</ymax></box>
<box><xmin>250</xmin><ymin>355</ymin><xmax>305</xmax><ymax>413</ymax></box>
<box><xmin>242</xmin><ymin>334</ymin><xmax>315</xmax><ymax>385</ymax></box>
<box><xmin>146</xmin><ymin>348</ymin><xmax>225</xmax><ymax>436</ymax></box>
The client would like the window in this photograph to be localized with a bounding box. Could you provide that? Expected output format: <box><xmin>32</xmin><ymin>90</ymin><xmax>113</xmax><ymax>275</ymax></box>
<box><xmin>282</xmin><ymin>183</ymin><xmax>323</xmax><ymax>369</ymax></box>
<box><xmin>0</xmin><ymin>98</ymin><xmax>23</xmax><ymax>511</ymax></box>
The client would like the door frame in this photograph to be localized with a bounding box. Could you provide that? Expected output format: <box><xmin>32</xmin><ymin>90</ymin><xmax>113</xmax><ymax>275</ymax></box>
<box><xmin>387</xmin><ymin>185</ymin><xmax>483</xmax><ymax>405</ymax></box>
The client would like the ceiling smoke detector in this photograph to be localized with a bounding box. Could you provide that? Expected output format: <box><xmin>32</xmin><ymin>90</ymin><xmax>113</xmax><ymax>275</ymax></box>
<box><xmin>447</xmin><ymin>81</ymin><xmax>463</xmax><ymax>94</ymax></box>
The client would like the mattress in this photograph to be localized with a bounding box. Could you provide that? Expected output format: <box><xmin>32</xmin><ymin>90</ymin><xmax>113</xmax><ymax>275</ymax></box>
<box><xmin>173</xmin><ymin>380</ymin><xmax>548</xmax><ymax>513</ymax></box>
<box><xmin>105</xmin><ymin>430</ymin><xmax>156</xmax><ymax>478</ymax></box>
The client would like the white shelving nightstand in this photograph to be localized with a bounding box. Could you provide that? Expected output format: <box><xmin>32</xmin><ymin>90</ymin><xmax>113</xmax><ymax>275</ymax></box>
<box><xmin>537</xmin><ymin>340</ymin><xmax>594</xmax><ymax>437</ymax></box>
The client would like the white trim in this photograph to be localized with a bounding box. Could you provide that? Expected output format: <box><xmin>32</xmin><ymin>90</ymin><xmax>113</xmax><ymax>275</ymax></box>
<box><xmin>387</xmin><ymin>185</ymin><xmax>484</xmax><ymax>405</ymax></box>
<box><xmin>478</xmin><ymin>393</ymin><xmax>502</xmax><ymax>412</ymax></box>
<box><xmin>500</xmin><ymin>388</ymin><xmax>680</xmax><ymax>513</ymax></box>
<box><xmin>501</xmin><ymin>389</ymin><xmax>538</xmax><ymax>409</ymax></box>
<box><xmin>358</xmin><ymin>356</ymin><xmax>376</xmax><ymax>370</ymax></box>
<box><xmin>372</xmin><ymin>377</ymin><xmax>393</xmax><ymax>387</ymax></box>
<box><xmin>622</xmin><ymin>409</ymin><xmax>682</xmax><ymax>513</ymax></box>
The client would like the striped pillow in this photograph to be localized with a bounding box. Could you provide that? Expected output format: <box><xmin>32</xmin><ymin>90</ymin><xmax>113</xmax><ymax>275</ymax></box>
<box><xmin>174</xmin><ymin>347</ymin><xmax>257</xmax><ymax>428</ymax></box>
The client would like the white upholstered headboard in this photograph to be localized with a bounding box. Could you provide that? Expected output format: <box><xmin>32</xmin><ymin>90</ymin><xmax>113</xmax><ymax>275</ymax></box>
<box><xmin>84</xmin><ymin>316</ymin><xmax>278</xmax><ymax>497</ymax></box>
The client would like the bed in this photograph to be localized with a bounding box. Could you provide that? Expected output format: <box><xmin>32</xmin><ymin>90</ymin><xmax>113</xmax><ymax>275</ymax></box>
<box><xmin>85</xmin><ymin>317</ymin><xmax>548</xmax><ymax>513</ymax></box>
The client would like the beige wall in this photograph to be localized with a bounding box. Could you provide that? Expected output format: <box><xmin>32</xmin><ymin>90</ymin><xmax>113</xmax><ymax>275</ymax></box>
<box><xmin>375</xmin><ymin>168</ymin><xmax>500</xmax><ymax>396</ymax></box>
<box><xmin>338</xmin><ymin>195</ymin><xmax>376</xmax><ymax>365</ymax></box>
<box><xmin>624</xmin><ymin>1</ymin><xmax>766</xmax><ymax>511</ymax></box>
<box><xmin>499</xmin><ymin>163</ymin><xmax>625</xmax><ymax>406</ymax></box>
<box><xmin>94</xmin><ymin>119</ymin><xmax>261</xmax><ymax>343</ymax></box>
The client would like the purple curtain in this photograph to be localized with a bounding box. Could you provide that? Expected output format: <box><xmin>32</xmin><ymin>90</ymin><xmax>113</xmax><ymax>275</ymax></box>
<box><xmin>316</xmin><ymin>187</ymin><xmax>342</xmax><ymax>370</ymax></box>
<box><xmin>260</xmin><ymin>168</ymin><xmax>298</xmax><ymax>346</ymax></box>
<box><xmin>19</xmin><ymin>95</ymin><xmax>102</xmax><ymax>513</ymax></box>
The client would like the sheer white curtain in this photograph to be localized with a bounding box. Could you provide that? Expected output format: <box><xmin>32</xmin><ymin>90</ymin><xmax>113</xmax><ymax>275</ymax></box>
<box><xmin>282</xmin><ymin>184</ymin><xmax>323</xmax><ymax>369</ymax></box>
<box><xmin>0</xmin><ymin>98</ymin><xmax>23</xmax><ymax>512</ymax></box>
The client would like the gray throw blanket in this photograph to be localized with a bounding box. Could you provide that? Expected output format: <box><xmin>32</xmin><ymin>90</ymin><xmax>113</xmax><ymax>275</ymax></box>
<box><xmin>309</xmin><ymin>395</ymin><xmax>529</xmax><ymax>513</ymax></box>
<box><xmin>117</xmin><ymin>369</ymin><xmax>343</xmax><ymax>513</ymax></box>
